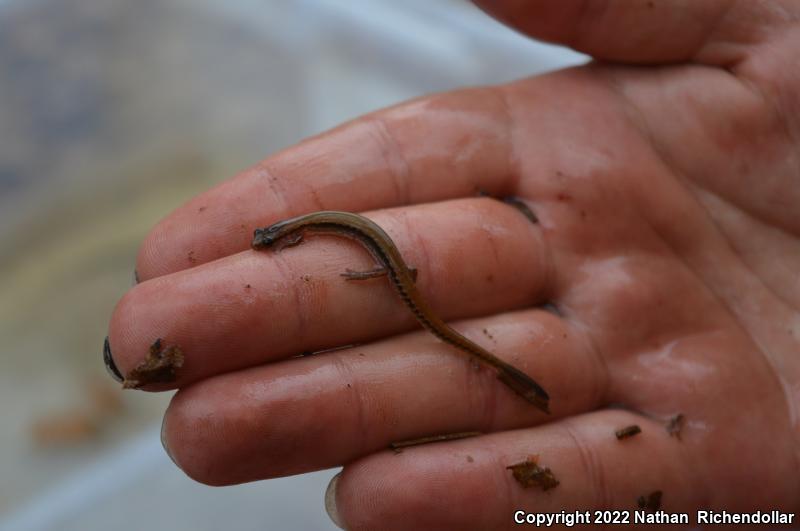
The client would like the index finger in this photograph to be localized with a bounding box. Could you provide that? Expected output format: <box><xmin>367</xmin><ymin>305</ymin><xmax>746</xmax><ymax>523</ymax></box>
<box><xmin>136</xmin><ymin>87</ymin><xmax>516</xmax><ymax>280</ymax></box>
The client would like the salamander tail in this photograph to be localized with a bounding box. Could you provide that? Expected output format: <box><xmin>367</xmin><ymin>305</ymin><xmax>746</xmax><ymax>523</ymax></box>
<box><xmin>496</xmin><ymin>364</ymin><xmax>550</xmax><ymax>414</ymax></box>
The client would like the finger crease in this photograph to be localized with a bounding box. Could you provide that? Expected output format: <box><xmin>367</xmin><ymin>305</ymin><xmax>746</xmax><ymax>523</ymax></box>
<box><xmin>473</xmin><ymin>355</ymin><xmax>501</xmax><ymax>433</ymax></box>
<box><xmin>494</xmin><ymin>87</ymin><xmax>522</xmax><ymax>193</ymax></box>
<box><xmin>369</xmin><ymin>116</ymin><xmax>412</xmax><ymax>206</ymax></box>
<box><xmin>330</xmin><ymin>351</ymin><xmax>370</xmax><ymax>456</ymax></box>
<box><xmin>574</xmin><ymin>323</ymin><xmax>612</xmax><ymax>408</ymax></box>
<box><xmin>271</xmin><ymin>253</ymin><xmax>310</xmax><ymax>344</ymax></box>
<box><xmin>563</xmin><ymin>419</ymin><xmax>611</xmax><ymax>508</ymax></box>
<box><xmin>398</xmin><ymin>210</ymin><xmax>434</xmax><ymax>305</ymax></box>
<box><xmin>257</xmin><ymin>162</ymin><xmax>292</xmax><ymax>220</ymax></box>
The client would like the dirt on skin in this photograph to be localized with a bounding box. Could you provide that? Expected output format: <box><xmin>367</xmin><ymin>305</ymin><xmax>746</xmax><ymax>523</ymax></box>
<box><xmin>123</xmin><ymin>338</ymin><xmax>184</xmax><ymax>389</ymax></box>
<box><xmin>506</xmin><ymin>455</ymin><xmax>559</xmax><ymax>491</ymax></box>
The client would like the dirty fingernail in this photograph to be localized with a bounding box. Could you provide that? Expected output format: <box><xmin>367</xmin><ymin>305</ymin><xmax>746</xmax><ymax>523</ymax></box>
<box><xmin>132</xmin><ymin>269</ymin><xmax>140</xmax><ymax>286</ymax></box>
<box><xmin>325</xmin><ymin>472</ymin><xmax>344</xmax><ymax>529</ymax></box>
<box><xmin>103</xmin><ymin>336</ymin><xmax>124</xmax><ymax>383</ymax></box>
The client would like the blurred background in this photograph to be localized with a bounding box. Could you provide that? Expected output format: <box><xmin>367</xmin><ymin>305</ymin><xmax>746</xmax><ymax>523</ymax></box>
<box><xmin>0</xmin><ymin>0</ymin><xmax>584</xmax><ymax>529</ymax></box>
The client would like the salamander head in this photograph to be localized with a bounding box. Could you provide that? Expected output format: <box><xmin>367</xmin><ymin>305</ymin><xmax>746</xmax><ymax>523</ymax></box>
<box><xmin>251</xmin><ymin>224</ymin><xmax>283</xmax><ymax>249</ymax></box>
<box><xmin>252</xmin><ymin>219</ymin><xmax>306</xmax><ymax>251</ymax></box>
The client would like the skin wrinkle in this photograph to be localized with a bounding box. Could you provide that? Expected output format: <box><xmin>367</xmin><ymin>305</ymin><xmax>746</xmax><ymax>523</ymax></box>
<box><xmin>493</xmin><ymin>86</ymin><xmax>522</xmax><ymax>195</ymax></box>
<box><xmin>268</xmin><ymin>249</ymin><xmax>310</xmax><ymax>348</ymax></box>
<box><xmin>283</xmin><ymin>158</ymin><xmax>327</xmax><ymax>212</ymax></box>
<box><xmin>636</xmin><ymin>198</ymin><xmax>780</xmax><ymax>371</ymax></box>
<box><xmin>529</xmin><ymin>161</ymin><xmax>611</xmax><ymax>411</ymax></box>
<box><xmin>571</xmin><ymin>321</ymin><xmax>611</xmax><ymax>412</ymax></box>
<box><xmin>653</xmin><ymin>239</ymin><xmax>800</xmax><ymax>505</ymax></box>
<box><xmin>767</xmin><ymin>33</ymin><xmax>800</xmax><ymax>148</ymax></box>
<box><xmin>500</xmin><ymin>196</ymin><xmax>553</xmax><ymax>305</ymax></box>
<box><xmin>726</xmin><ymin>326</ymin><xmax>800</xmax><ymax>473</ymax></box>
<box><xmin>565</xmin><ymin>0</ymin><xmax>601</xmax><ymax>54</ymax></box>
<box><xmin>329</xmin><ymin>351</ymin><xmax>371</xmax><ymax>457</ymax></box>
<box><xmin>502</xmin><ymin>85</ymin><xmax>556</xmax><ymax>281</ymax></box>
<box><xmin>566</xmin><ymin>1</ymin><xmax>721</xmax><ymax>64</ymax></box>
<box><xmin>496</xmin><ymin>87</ymin><xmax>557</xmax><ymax>309</ymax></box>
<box><xmin>561</xmin><ymin>418</ymin><xmax>609</xmax><ymax>508</ymax></box>
<box><xmin>690</xmin><ymin>0</ymin><xmax>739</xmax><ymax>65</ymax></box>
<box><xmin>672</xmin><ymin>415</ymin><xmax>712</xmax><ymax>509</ymax></box>
<box><xmin>692</xmin><ymin>188</ymin><xmax>800</xmax><ymax>309</ymax></box>
<box><xmin>477</xmin><ymin>210</ymin><xmax>504</xmax><ymax>271</ymax></box>
<box><xmin>600</xmin><ymin>64</ymin><xmax>762</xmax><ymax>262</ymax></box>
<box><xmin>608</xmin><ymin>38</ymin><xmax>799</xmax><ymax>237</ymax></box>
<box><xmin>367</xmin><ymin>116</ymin><xmax>413</xmax><ymax>207</ymax></box>
<box><xmin>496</xmin><ymin>445</ymin><xmax>522</xmax><ymax>531</ymax></box>
<box><xmin>255</xmin><ymin>162</ymin><xmax>292</xmax><ymax>223</ymax></box>
<box><xmin>606</xmin><ymin>65</ymin><xmax>800</xmax><ymax>464</ymax></box>
<box><xmin>308</xmin><ymin>183</ymin><xmax>326</xmax><ymax>212</ymax></box>
<box><xmin>721</xmin><ymin>0</ymin><xmax>800</xmax><ymax>57</ymax></box>
<box><xmin>636</xmin><ymin>210</ymin><xmax>728</xmax><ymax>323</ymax></box>
<box><xmin>396</xmin><ymin>210</ymin><xmax>434</xmax><ymax>310</ymax></box>
<box><xmin>468</xmin><ymin>339</ymin><xmax>503</xmax><ymax>434</ymax></box>
<box><xmin>600</xmin><ymin>64</ymin><xmax>680</xmax><ymax>169</ymax></box>
<box><xmin>599</xmin><ymin>67</ymin><xmax>780</xmax><ymax>243</ymax></box>
<box><xmin>532</xmin><ymin>210</ymin><xmax>558</xmax><ymax>307</ymax></box>
<box><xmin>734</xmin><ymin>69</ymin><xmax>800</xmax><ymax>227</ymax></box>
<box><xmin>709</xmin><ymin>65</ymin><xmax>800</xmax><ymax>233</ymax></box>
<box><xmin>580</xmin><ymin>0</ymin><xmax>619</xmax><ymax>53</ymax></box>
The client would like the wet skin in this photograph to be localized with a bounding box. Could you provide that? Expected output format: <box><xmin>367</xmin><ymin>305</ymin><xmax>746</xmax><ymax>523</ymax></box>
<box><xmin>107</xmin><ymin>2</ymin><xmax>800</xmax><ymax>529</ymax></box>
<box><xmin>251</xmin><ymin>210</ymin><xmax>551</xmax><ymax>412</ymax></box>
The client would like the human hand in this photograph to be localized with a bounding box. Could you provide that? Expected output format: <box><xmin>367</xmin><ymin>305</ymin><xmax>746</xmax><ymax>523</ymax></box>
<box><xmin>105</xmin><ymin>1</ymin><xmax>800</xmax><ymax>528</ymax></box>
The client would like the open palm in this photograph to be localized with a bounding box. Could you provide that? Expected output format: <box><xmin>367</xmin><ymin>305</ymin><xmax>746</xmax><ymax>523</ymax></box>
<box><xmin>107</xmin><ymin>2</ymin><xmax>800</xmax><ymax>528</ymax></box>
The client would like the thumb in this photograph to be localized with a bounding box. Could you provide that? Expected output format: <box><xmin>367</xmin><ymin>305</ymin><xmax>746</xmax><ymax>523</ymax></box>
<box><xmin>472</xmin><ymin>0</ymin><xmax>774</xmax><ymax>66</ymax></box>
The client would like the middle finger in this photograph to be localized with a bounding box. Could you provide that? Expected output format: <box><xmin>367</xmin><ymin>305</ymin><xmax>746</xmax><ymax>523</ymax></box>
<box><xmin>161</xmin><ymin>306</ymin><xmax>605</xmax><ymax>485</ymax></box>
<box><xmin>108</xmin><ymin>196</ymin><xmax>553</xmax><ymax>388</ymax></box>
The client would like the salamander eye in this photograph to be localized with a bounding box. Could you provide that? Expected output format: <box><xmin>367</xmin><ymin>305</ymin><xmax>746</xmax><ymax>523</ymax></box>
<box><xmin>251</xmin><ymin>227</ymin><xmax>276</xmax><ymax>248</ymax></box>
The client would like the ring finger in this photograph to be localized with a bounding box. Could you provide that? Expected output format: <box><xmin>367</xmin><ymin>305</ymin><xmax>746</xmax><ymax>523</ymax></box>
<box><xmin>160</xmin><ymin>306</ymin><xmax>608</xmax><ymax>485</ymax></box>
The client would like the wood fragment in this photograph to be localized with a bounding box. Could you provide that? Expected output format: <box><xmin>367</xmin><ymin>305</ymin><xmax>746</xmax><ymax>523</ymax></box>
<box><xmin>666</xmin><ymin>414</ymin><xmax>685</xmax><ymax>440</ymax></box>
<box><xmin>123</xmin><ymin>338</ymin><xmax>184</xmax><ymax>388</ymax></box>
<box><xmin>507</xmin><ymin>455</ymin><xmax>559</xmax><ymax>491</ymax></box>
<box><xmin>615</xmin><ymin>425</ymin><xmax>642</xmax><ymax>440</ymax></box>
<box><xmin>637</xmin><ymin>490</ymin><xmax>663</xmax><ymax>512</ymax></box>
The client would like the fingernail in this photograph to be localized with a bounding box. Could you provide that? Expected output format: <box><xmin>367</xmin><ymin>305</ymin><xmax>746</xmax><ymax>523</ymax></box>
<box><xmin>325</xmin><ymin>472</ymin><xmax>345</xmax><ymax>529</ymax></box>
<box><xmin>161</xmin><ymin>414</ymin><xmax>179</xmax><ymax>468</ymax></box>
<box><xmin>132</xmin><ymin>269</ymin><xmax>140</xmax><ymax>286</ymax></box>
<box><xmin>103</xmin><ymin>336</ymin><xmax>124</xmax><ymax>382</ymax></box>
<box><xmin>540</xmin><ymin>301</ymin><xmax>563</xmax><ymax>316</ymax></box>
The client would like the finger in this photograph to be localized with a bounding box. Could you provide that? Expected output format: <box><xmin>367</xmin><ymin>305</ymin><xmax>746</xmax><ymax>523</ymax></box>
<box><xmin>472</xmin><ymin>0</ymin><xmax>774</xmax><ymax>66</ymax></box>
<box><xmin>332</xmin><ymin>409</ymin><xmax>695</xmax><ymax>531</ymax></box>
<box><xmin>110</xmin><ymin>197</ymin><xmax>550</xmax><ymax>388</ymax></box>
<box><xmin>160</xmin><ymin>307</ymin><xmax>606</xmax><ymax>486</ymax></box>
<box><xmin>136</xmin><ymin>87</ymin><xmax>515</xmax><ymax>279</ymax></box>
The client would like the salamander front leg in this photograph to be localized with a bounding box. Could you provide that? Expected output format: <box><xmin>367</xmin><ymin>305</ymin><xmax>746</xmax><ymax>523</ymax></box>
<box><xmin>274</xmin><ymin>231</ymin><xmax>305</xmax><ymax>251</ymax></box>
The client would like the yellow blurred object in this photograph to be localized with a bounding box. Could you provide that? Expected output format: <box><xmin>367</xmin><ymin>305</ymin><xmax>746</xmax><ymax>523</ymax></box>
<box><xmin>30</xmin><ymin>377</ymin><xmax>125</xmax><ymax>448</ymax></box>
